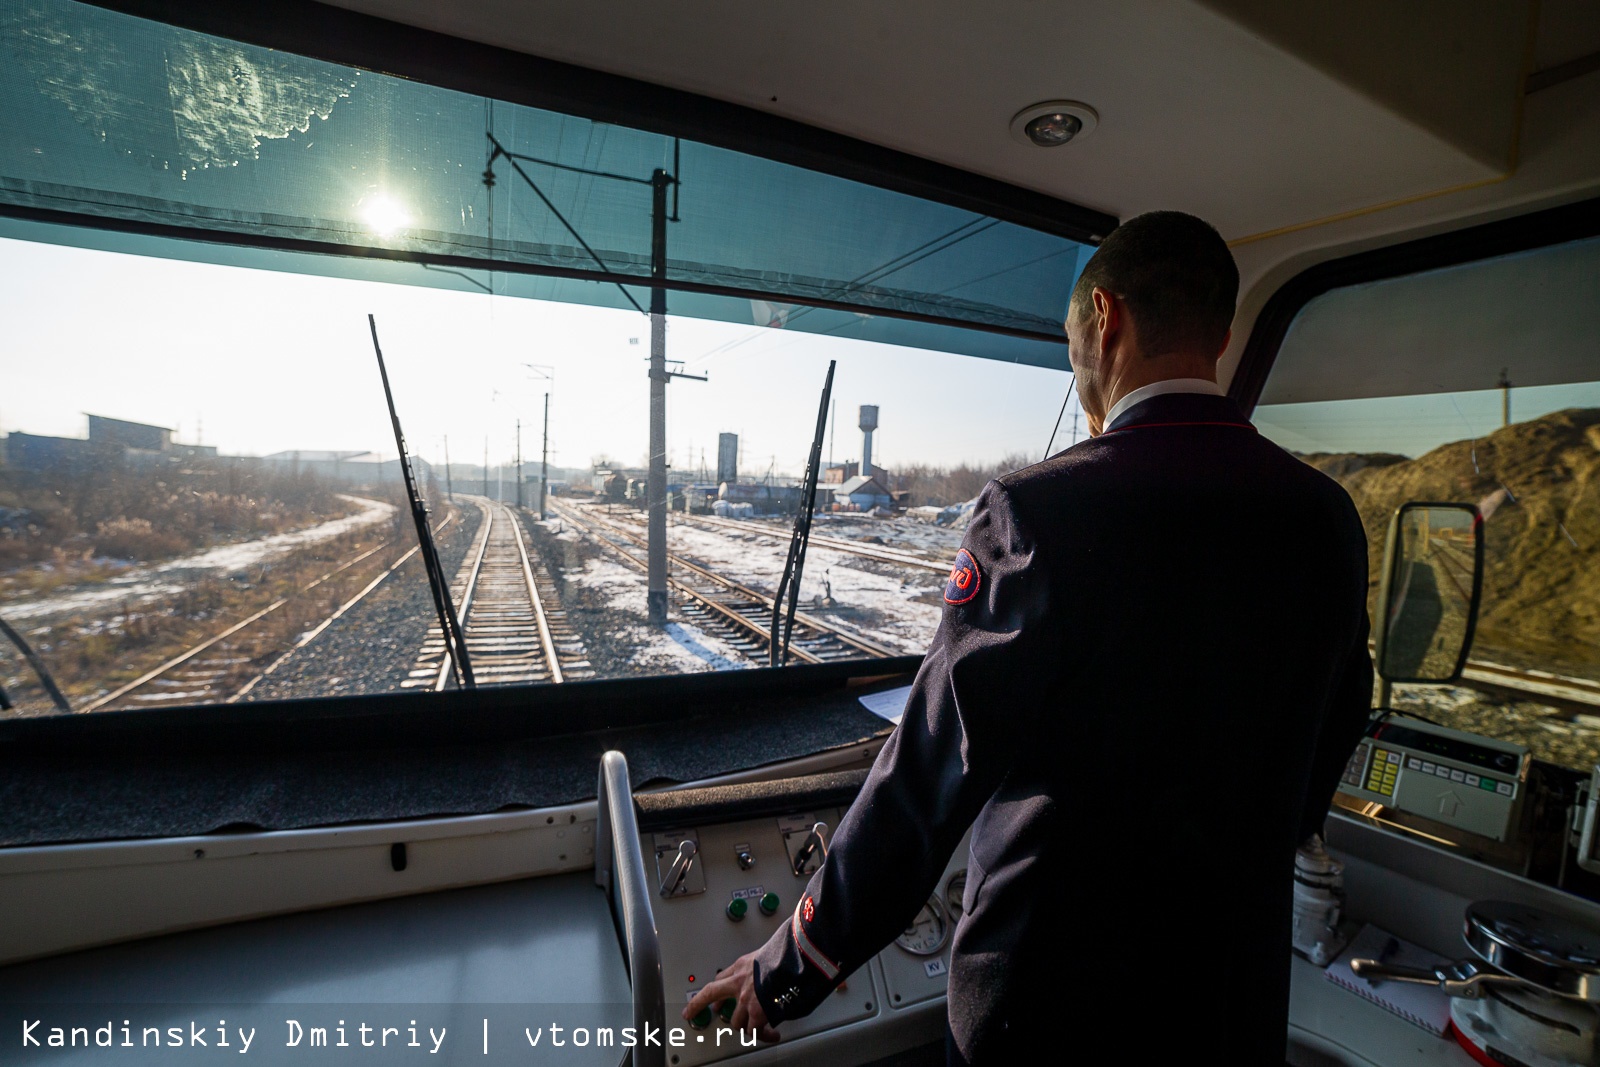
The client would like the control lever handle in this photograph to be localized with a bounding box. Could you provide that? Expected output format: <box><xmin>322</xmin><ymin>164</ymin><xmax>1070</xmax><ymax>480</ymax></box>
<box><xmin>792</xmin><ymin>821</ymin><xmax>829</xmax><ymax>876</ymax></box>
<box><xmin>1349</xmin><ymin>960</ymin><xmax>1442</xmax><ymax>985</ymax></box>
<box><xmin>659</xmin><ymin>839</ymin><xmax>697</xmax><ymax>898</ymax></box>
<box><xmin>1350</xmin><ymin>957</ymin><xmax>1521</xmax><ymax>998</ymax></box>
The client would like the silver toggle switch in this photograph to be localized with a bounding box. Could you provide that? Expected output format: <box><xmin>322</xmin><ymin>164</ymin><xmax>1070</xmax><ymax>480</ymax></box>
<box><xmin>791</xmin><ymin>822</ymin><xmax>828</xmax><ymax>877</ymax></box>
<box><xmin>737</xmin><ymin>848</ymin><xmax>756</xmax><ymax>870</ymax></box>
<box><xmin>659</xmin><ymin>839</ymin><xmax>698</xmax><ymax>897</ymax></box>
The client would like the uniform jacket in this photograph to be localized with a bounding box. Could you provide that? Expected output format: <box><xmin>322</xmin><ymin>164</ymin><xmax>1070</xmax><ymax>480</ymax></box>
<box><xmin>751</xmin><ymin>391</ymin><xmax>1373</xmax><ymax>1064</ymax></box>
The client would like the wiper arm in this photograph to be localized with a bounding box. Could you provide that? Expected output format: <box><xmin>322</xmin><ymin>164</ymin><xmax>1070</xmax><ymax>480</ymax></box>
<box><xmin>771</xmin><ymin>360</ymin><xmax>836</xmax><ymax>667</ymax></box>
<box><xmin>368</xmin><ymin>314</ymin><xmax>476</xmax><ymax>689</ymax></box>
<box><xmin>0</xmin><ymin>613</ymin><xmax>71</xmax><ymax>712</ymax></box>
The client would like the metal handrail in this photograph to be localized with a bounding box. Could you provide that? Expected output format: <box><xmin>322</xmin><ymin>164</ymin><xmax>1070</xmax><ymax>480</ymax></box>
<box><xmin>595</xmin><ymin>751</ymin><xmax>666</xmax><ymax>1067</ymax></box>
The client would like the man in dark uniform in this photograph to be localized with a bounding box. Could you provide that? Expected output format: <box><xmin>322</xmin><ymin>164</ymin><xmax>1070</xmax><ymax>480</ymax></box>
<box><xmin>684</xmin><ymin>211</ymin><xmax>1373</xmax><ymax>1064</ymax></box>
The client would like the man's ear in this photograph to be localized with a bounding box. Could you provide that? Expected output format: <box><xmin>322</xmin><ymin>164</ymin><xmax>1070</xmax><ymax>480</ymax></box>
<box><xmin>1092</xmin><ymin>287</ymin><xmax>1121</xmax><ymax>347</ymax></box>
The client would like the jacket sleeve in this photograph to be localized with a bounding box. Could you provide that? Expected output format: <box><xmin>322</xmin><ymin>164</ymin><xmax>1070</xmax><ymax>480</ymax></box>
<box><xmin>1298</xmin><ymin>501</ymin><xmax>1375</xmax><ymax>843</ymax></box>
<box><xmin>752</xmin><ymin>480</ymin><xmax>1056</xmax><ymax>1023</ymax></box>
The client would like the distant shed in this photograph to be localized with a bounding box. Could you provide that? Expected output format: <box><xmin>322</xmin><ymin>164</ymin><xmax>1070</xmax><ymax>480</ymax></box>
<box><xmin>833</xmin><ymin>474</ymin><xmax>892</xmax><ymax>511</ymax></box>
<box><xmin>88</xmin><ymin>414</ymin><xmax>171</xmax><ymax>452</ymax></box>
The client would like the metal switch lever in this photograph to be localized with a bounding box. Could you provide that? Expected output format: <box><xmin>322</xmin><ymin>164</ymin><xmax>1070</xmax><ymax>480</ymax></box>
<box><xmin>1349</xmin><ymin>957</ymin><xmax>1521</xmax><ymax>999</ymax></box>
<box><xmin>659</xmin><ymin>839</ymin><xmax>697</xmax><ymax>897</ymax></box>
<box><xmin>792</xmin><ymin>822</ymin><xmax>828</xmax><ymax>876</ymax></box>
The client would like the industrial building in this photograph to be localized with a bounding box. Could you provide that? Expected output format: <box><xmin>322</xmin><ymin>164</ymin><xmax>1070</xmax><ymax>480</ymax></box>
<box><xmin>2</xmin><ymin>414</ymin><xmax>214</xmax><ymax>472</ymax></box>
<box><xmin>832</xmin><ymin>474</ymin><xmax>893</xmax><ymax>511</ymax></box>
<box><xmin>257</xmin><ymin>449</ymin><xmax>426</xmax><ymax>486</ymax></box>
<box><xmin>0</xmin><ymin>414</ymin><xmax>414</xmax><ymax>488</ymax></box>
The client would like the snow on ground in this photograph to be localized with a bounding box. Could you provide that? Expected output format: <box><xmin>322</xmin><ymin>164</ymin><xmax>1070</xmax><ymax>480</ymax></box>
<box><xmin>532</xmin><ymin>516</ymin><xmax>582</xmax><ymax>544</ymax></box>
<box><xmin>661</xmin><ymin>517</ymin><xmax>944</xmax><ymax>654</ymax></box>
<box><xmin>566</xmin><ymin>554</ymin><xmax>752</xmax><ymax>673</ymax></box>
<box><xmin>698</xmin><ymin>512</ymin><xmax>965</xmax><ymax>559</ymax></box>
<box><xmin>5</xmin><ymin>495</ymin><xmax>396</xmax><ymax>621</ymax></box>
<box><xmin>807</xmin><ymin>513</ymin><xmax>966</xmax><ymax>557</ymax></box>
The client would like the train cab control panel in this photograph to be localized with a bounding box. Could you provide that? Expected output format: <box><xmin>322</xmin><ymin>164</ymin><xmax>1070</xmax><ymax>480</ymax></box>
<box><xmin>632</xmin><ymin>769</ymin><xmax>967</xmax><ymax>1064</ymax></box>
<box><xmin>1337</xmin><ymin>713</ymin><xmax>1529</xmax><ymax>842</ymax></box>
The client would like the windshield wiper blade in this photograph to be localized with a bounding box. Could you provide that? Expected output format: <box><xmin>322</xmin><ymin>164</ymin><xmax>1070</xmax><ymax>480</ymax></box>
<box><xmin>771</xmin><ymin>360</ymin><xmax>836</xmax><ymax>667</ymax></box>
<box><xmin>0</xmin><ymin>613</ymin><xmax>71</xmax><ymax>712</ymax></box>
<box><xmin>368</xmin><ymin>314</ymin><xmax>476</xmax><ymax>689</ymax></box>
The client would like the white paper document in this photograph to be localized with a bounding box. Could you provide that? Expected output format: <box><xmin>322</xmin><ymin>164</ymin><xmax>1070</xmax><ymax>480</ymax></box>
<box><xmin>858</xmin><ymin>684</ymin><xmax>913</xmax><ymax>725</ymax></box>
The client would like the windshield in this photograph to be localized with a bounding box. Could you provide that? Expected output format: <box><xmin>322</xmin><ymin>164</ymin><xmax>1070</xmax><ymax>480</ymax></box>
<box><xmin>0</xmin><ymin>231</ymin><xmax>1083</xmax><ymax>713</ymax></box>
<box><xmin>1255</xmin><ymin>233</ymin><xmax>1600</xmax><ymax>771</ymax></box>
<box><xmin>0</xmin><ymin>0</ymin><xmax>1095</xmax><ymax>715</ymax></box>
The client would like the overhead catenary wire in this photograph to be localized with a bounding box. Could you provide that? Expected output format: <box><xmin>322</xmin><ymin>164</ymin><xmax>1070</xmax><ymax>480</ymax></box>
<box><xmin>684</xmin><ymin>216</ymin><xmax>1003</xmax><ymax>368</ymax></box>
<box><xmin>485</xmin><ymin>132</ymin><xmax>650</xmax><ymax>316</ymax></box>
<box><xmin>1045</xmin><ymin>376</ymin><xmax>1080</xmax><ymax>457</ymax></box>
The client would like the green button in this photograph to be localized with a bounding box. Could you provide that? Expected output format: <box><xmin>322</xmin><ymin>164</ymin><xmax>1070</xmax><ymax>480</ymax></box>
<box><xmin>718</xmin><ymin>999</ymin><xmax>736</xmax><ymax>1023</ymax></box>
<box><xmin>690</xmin><ymin>1007</ymin><xmax>713</xmax><ymax>1031</ymax></box>
<box><xmin>759</xmin><ymin>892</ymin><xmax>780</xmax><ymax>916</ymax></box>
<box><xmin>726</xmin><ymin>897</ymin><xmax>748</xmax><ymax>921</ymax></box>
<box><xmin>1481</xmin><ymin>778</ymin><xmax>1497</xmax><ymax>791</ymax></box>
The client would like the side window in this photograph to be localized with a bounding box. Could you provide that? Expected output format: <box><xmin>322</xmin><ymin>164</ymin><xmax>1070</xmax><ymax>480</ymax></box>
<box><xmin>1254</xmin><ymin>234</ymin><xmax>1600</xmax><ymax>771</ymax></box>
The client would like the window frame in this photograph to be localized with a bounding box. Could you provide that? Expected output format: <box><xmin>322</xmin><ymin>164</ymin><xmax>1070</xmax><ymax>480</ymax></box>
<box><xmin>5</xmin><ymin>7</ymin><xmax>1591</xmax><ymax>818</ymax></box>
<box><xmin>1</xmin><ymin>0</ymin><xmax>1084</xmax><ymax>761</ymax></box>
<box><xmin>1229</xmin><ymin>195</ymin><xmax>1600</xmax><ymax>413</ymax></box>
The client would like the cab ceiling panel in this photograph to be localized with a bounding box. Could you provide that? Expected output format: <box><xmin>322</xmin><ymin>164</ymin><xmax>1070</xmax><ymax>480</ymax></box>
<box><xmin>0</xmin><ymin>0</ymin><xmax>1106</xmax><ymax>369</ymax></box>
<box><xmin>312</xmin><ymin>0</ymin><xmax>1533</xmax><ymax>242</ymax></box>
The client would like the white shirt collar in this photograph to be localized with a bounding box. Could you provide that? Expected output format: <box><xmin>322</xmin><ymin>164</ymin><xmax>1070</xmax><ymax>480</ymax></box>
<box><xmin>1101</xmin><ymin>378</ymin><xmax>1225</xmax><ymax>430</ymax></box>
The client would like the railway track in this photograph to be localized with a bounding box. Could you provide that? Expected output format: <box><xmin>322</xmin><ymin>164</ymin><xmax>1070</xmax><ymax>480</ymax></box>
<box><xmin>549</xmin><ymin>499</ymin><xmax>897</xmax><ymax>665</ymax></box>
<box><xmin>1394</xmin><ymin>534</ymin><xmax>1600</xmax><ymax>711</ymax></box>
<box><xmin>624</xmin><ymin>510</ymin><xmax>952</xmax><ymax>573</ymax></box>
<box><xmin>404</xmin><ymin>499</ymin><xmax>591</xmax><ymax>689</ymax></box>
<box><xmin>1460</xmin><ymin>660</ymin><xmax>1600</xmax><ymax>712</ymax></box>
<box><xmin>80</xmin><ymin>513</ymin><xmax>457</xmax><ymax>712</ymax></box>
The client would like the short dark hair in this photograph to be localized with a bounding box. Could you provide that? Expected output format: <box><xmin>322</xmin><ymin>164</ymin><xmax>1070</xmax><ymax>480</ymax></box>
<box><xmin>1068</xmin><ymin>211</ymin><xmax>1238</xmax><ymax>357</ymax></box>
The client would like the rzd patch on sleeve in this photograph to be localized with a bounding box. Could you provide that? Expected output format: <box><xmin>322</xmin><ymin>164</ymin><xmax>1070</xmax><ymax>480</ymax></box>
<box><xmin>943</xmin><ymin>548</ymin><xmax>981</xmax><ymax>605</ymax></box>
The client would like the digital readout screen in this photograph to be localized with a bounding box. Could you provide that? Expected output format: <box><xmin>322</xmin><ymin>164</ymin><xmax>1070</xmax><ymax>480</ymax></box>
<box><xmin>1371</xmin><ymin>723</ymin><xmax>1520</xmax><ymax>774</ymax></box>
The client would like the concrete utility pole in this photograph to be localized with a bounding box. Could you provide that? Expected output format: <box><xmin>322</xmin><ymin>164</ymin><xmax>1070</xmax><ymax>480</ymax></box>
<box><xmin>1499</xmin><ymin>368</ymin><xmax>1513</xmax><ymax>428</ymax></box>
<box><xmin>647</xmin><ymin>168</ymin><xmax>671</xmax><ymax>626</ymax></box>
<box><xmin>484</xmin><ymin>439</ymin><xmax>489</xmax><ymax>498</ymax></box>
<box><xmin>443</xmin><ymin>436</ymin><xmax>453</xmax><ymax>501</ymax></box>
<box><xmin>541</xmin><ymin>392</ymin><xmax>550</xmax><ymax>520</ymax></box>
<box><xmin>516</xmin><ymin>419</ymin><xmax>523</xmax><ymax>507</ymax></box>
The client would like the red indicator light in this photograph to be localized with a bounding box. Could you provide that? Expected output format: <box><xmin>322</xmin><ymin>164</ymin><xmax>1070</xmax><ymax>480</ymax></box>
<box><xmin>688</xmin><ymin>975</ymin><xmax>696</xmax><ymax>983</ymax></box>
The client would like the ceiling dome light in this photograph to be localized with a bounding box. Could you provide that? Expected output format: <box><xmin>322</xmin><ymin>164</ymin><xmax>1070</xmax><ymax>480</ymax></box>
<box><xmin>1010</xmin><ymin>101</ymin><xmax>1098</xmax><ymax>148</ymax></box>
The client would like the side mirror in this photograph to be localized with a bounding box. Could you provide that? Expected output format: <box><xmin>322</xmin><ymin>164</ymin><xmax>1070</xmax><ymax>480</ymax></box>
<box><xmin>1373</xmin><ymin>502</ymin><xmax>1484</xmax><ymax>696</ymax></box>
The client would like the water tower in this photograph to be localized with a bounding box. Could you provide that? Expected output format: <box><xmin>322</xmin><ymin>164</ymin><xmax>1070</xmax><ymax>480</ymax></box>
<box><xmin>859</xmin><ymin>405</ymin><xmax>879</xmax><ymax>477</ymax></box>
<box><xmin>717</xmin><ymin>433</ymin><xmax>739</xmax><ymax>485</ymax></box>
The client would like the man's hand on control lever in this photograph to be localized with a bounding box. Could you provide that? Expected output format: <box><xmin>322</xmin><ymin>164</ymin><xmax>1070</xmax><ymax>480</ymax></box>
<box><xmin>681</xmin><ymin>950</ymin><xmax>780</xmax><ymax>1044</ymax></box>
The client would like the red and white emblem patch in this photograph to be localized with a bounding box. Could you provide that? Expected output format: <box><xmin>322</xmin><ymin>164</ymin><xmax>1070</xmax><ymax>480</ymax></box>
<box><xmin>943</xmin><ymin>549</ymin><xmax>981</xmax><ymax>605</ymax></box>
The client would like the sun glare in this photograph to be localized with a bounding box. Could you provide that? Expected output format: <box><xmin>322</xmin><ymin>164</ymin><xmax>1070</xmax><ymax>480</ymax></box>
<box><xmin>359</xmin><ymin>194</ymin><xmax>410</xmax><ymax>237</ymax></box>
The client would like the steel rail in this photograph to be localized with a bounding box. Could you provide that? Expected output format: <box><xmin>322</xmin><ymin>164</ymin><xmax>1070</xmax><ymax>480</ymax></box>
<box><xmin>507</xmin><ymin>503</ymin><xmax>565</xmax><ymax>686</ymax></box>
<box><xmin>76</xmin><ymin>524</ymin><xmax>424</xmax><ymax>713</ymax></box>
<box><xmin>228</xmin><ymin>535</ymin><xmax>440</xmax><ymax>702</ymax></box>
<box><xmin>582</xmin><ymin>505</ymin><xmax>900</xmax><ymax>657</ymax></box>
<box><xmin>559</xmin><ymin>500</ymin><xmax>819</xmax><ymax>661</ymax></box>
<box><xmin>416</xmin><ymin>499</ymin><xmax>580</xmax><ymax>689</ymax></box>
<box><xmin>432</xmin><ymin>500</ymin><xmax>496</xmax><ymax>691</ymax></box>
<box><xmin>1460</xmin><ymin>660</ymin><xmax>1600</xmax><ymax>710</ymax></box>
<box><xmin>644</xmin><ymin>511</ymin><xmax>951</xmax><ymax>573</ymax></box>
<box><xmin>553</xmin><ymin>499</ymin><xmax>897</xmax><ymax>662</ymax></box>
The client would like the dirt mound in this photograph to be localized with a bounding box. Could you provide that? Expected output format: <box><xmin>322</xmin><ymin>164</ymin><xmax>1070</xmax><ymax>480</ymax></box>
<box><xmin>1297</xmin><ymin>452</ymin><xmax>1409</xmax><ymax>479</ymax></box>
<box><xmin>1308</xmin><ymin>408</ymin><xmax>1600</xmax><ymax>679</ymax></box>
